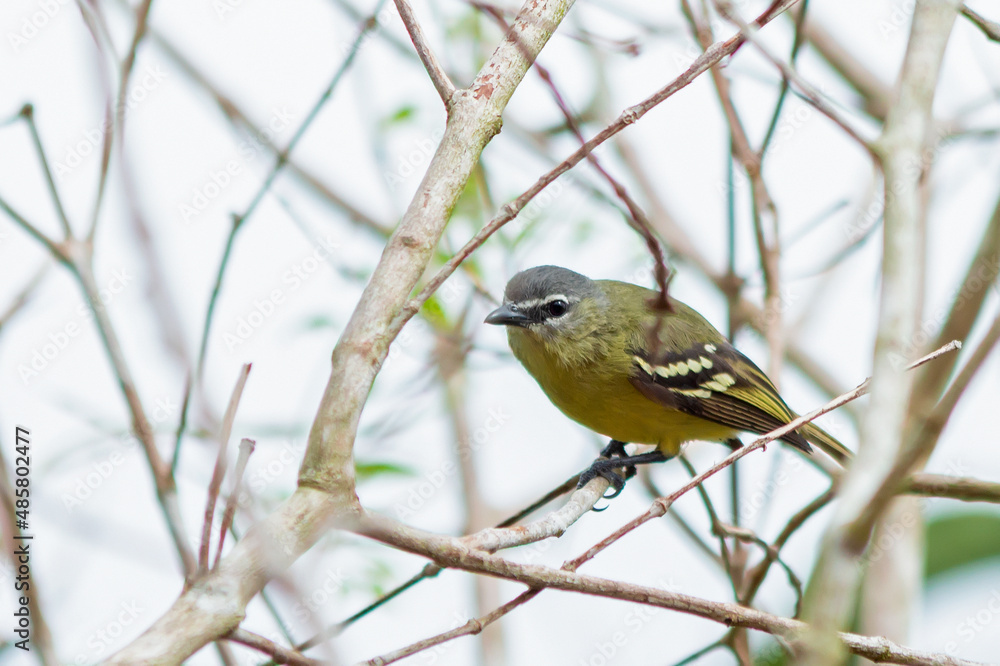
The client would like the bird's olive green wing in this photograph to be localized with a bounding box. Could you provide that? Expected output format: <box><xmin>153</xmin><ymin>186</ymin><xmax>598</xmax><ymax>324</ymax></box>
<box><xmin>628</xmin><ymin>339</ymin><xmax>813</xmax><ymax>453</ymax></box>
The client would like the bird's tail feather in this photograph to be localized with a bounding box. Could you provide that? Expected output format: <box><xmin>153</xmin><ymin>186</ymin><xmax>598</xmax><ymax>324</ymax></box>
<box><xmin>801</xmin><ymin>422</ymin><xmax>852</xmax><ymax>465</ymax></box>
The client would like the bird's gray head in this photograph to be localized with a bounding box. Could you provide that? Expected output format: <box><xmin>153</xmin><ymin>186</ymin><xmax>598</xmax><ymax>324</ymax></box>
<box><xmin>484</xmin><ymin>266</ymin><xmax>604</xmax><ymax>340</ymax></box>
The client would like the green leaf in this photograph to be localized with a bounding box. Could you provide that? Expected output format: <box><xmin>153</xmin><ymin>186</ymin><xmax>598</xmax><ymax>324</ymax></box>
<box><xmin>925</xmin><ymin>512</ymin><xmax>1000</xmax><ymax>580</ymax></box>
<box><xmin>421</xmin><ymin>293</ymin><xmax>451</xmax><ymax>330</ymax></box>
<box><xmin>380</xmin><ymin>105</ymin><xmax>417</xmax><ymax>129</ymax></box>
<box><xmin>300</xmin><ymin>314</ymin><xmax>336</xmax><ymax>330</ymax></box>
<box><xmin>355</xmin><ymin>460</ymin><xmax>415</xmax><ymax>481</ymax></box>
<box><xmin>753</xmin><ymin>642</ymin><xmax>787</xmax><ymax>666</ymax></box>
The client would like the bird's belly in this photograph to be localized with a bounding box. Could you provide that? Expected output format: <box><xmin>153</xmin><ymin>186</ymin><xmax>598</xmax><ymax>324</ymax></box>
<box><xmin>540</xmin><ymin>366</ymin><xmax>737</xmax><ymax>455</ymax></box>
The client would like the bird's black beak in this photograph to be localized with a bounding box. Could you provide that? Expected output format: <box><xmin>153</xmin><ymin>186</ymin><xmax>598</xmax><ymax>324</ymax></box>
<box><xmin>485</xmin><ymin>304</ymin><xmax>531</xmax><ymax>327</ymax></box>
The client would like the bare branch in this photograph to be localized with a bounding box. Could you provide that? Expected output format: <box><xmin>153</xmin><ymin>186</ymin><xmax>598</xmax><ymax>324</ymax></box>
<box><xmin>87</xmin><ymin>0</ymin><xmax>156</xmax><ymax>240</ymax></box>
<box><xmin>214</xmin><ymin>438</ymin><xmax>257</xmax><ymax>570</ymax></box>
<box><xmin>20</xmin><ymin>105</ymin><xmax>73</xmax><ymax>238</ymax></box>
<box><xmin>800</xmin><ymin>17</ymin><xmax>892</xmax><ymax>120</ymax></box>
<box><xmin>394</xmin><ymin>0</ymin><xmax>457</xmax><ymax>105</ymax></box>
<box><xmin>716</xmin><ymin>2</ymin><xmax>875</xmax><ymax>154</ymax></box>
<box><xmin>199</xmin><ymin>364</ymin><xmax>252</xmax><ymax>572</ymax></box>
<box><xmin>399</xmin><ymin>0</ymin><xmax>808</xmax><ymax>325</ymax></box>
<box><xmin>107</xmin><ymin>1</ymin><xmax>577</xmax><ymax>660</ymax></box>
<box><xmin>859</xmin><ymin>314</ymin><xmax>1000</xmax><ymax>527</ymax></box>
<box><xmin>228</xmin><ymin>629</ymin><xmax>323</xmax><ymax>666</ymax></box>
<box><xmin>906</xmin><ymin>473</ymin><xmax>1000</xmax><ymax>503</ymax></box>
<box><xmin>799</xmin><ymin>2</ymin><xmax>961</xmax><ymax>661</ymax></box>
<box><xmin>356</xmin><ymin>511</ymin><xmax>985</xmax><ymax>666</ymax></box>
<box><xmin>0</xmin><ymin>194</ymin><xmax>67</xmax><ymax>264</ymax></box>
<box><xmin>962</xmin><ymin>4</ymin><xmax>1000</xmax><ymax>41</ymax></box>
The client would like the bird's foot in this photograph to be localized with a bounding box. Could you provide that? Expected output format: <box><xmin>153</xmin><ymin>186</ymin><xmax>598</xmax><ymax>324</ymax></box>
<box><xmin>577</xmin><ymin>449</ymin><xmax>671</xmax><ymax>510</ymax></box>
<box><xmin>578</xmin><ymin>459</ymin><xmax>629</xmax><ymax>502</ymax></box>
<box><xmin>599</xmin><ymin>439</ymin><xmax>630</xmax><ymax>459</ymax></box>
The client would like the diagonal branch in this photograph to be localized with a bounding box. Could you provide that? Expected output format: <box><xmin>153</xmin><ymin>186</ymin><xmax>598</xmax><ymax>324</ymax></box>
<box><xmin>394</xmin><ymin>0</ymin><xmax>457</xmax><ymax>105</ymax></box>
<box><xmin>106</xmin><ymin>1</ymin><xmax>577</xmax><ymax>661</ymax></box>
<box><xmin>397</xmin><ymin>0</ymin><xmax>808</xmax><ymax>326</ymax></box>
<box><xmin>961</xmin><ymin>4</ymin><xmax>1000</xmax><ymax>41</ymax></box>
<box><xmin>355</xmin><ymin>509</ymin><xmax>984</xmax><ymax>666</ymax></box>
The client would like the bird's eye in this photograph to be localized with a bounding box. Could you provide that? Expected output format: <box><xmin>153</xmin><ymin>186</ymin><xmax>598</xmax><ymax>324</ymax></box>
<box><xmin>546</xmin><ymin>299</ymin><xmax>569</xmax><ymax>317</ymax></box>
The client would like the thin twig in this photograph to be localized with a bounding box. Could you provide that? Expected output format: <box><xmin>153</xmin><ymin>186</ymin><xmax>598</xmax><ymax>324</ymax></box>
<box><xmin>0</xmin><ymin>264</ymin><xmax>48</xmax><ymax>330</ymax></box>
<box><xmin>716</xmin><ymin>522</ymin><xmax>804</xmax><ymax>616</ymax></box>
<box><xmin>192</xmin><ymin>0</ymin><xmax>389</xmax><ymax>383</ymax></box>
<box><xmin>361</xmin><ymin>590</ymin><xmax>537</xmax><ymax>665</ymax></box>
<box><xmin>228</xmin><ymin>628</ymin><xmax>323</xmax><ymax>666</ymax></box>
<box><xmin>640</xmin><ymin>471</ymin><xmax>726</xmax><ymax>567</ymax></box>
<box><xmin>854</xmin><ymin>316</ymin><xmax>1000</xmax><ymax>537</ymax></box>
<box><xmin>682</xmin><ymin>0</ymin><xmax>784</xmax><ymax>385</ymax></box>
<box><xmin>199</xmin><ymin>364</ymin><xmax>252</xmax><ymax>572</ymax></box>
<box><xmin>741</xmin><ymin>487</ymin><xmax>836</xmax><ymax>603</ymax></box>
<box><xmin>88</xmin><ymin>0</ymin><xmax>156</xmax><ymax>240</ymax></box>
<box><xmin>678</xmin><ymin>454</ymin><xmax>738</xmax><ymax>594</ymax></box>
<box><xmin>213</xmin><ymin>438</ymin><xmax>256</xmax><ymax>570</ymax></box>
<box><xmin>20</xmin><ymin>105</ymin><xmax>73</xmax><ymax>238</ymax></box>
<box><xmin>962</xmin><ymin>4</ymin><xmax>1000</xmax><ymax>42</ymax></box>
<box><xmin>397</xmin><ymin>0</ymin><xmax>807</xmax><ymax>327</ymax></box>
<box><xmin>394</xmin><ymin>0</ymin><xmax>457</xmax><ymax>105</ymax></box>
<box><xmin>566</xmin><ymin>342</ymin><xmax>960</xmax><ymax>568</ymax></box>
<box><xmin>0</xmin><ymin>194</ymin><xmax>67</xmax><ymax>263</ymax></box>
<box><xmin>716</xmin><ymin>2</ymin><xmax>875</xmax><ymax>155</ymax></box>
<box><xmin>760</xmin><ymin>0</ymin><xmax>811</xmax><ymax>155</ymax></box>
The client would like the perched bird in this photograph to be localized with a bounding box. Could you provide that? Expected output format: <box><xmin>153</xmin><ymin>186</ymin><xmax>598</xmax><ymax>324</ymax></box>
<box><xmin>485</xmin><ymin>265</ymin><xmax>851</xmax><ymax>493</ymax></box>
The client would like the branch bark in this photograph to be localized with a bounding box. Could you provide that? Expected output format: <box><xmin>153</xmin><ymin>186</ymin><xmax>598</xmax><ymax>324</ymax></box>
<box><xmin>105</xmin><ymin>0</ymin><xmax>576</xmax><ymax>661</ymax></box>
<box><xmin>799</xmin><ymin>1</ymin><xmax>961</xmax><ymax>662</ymax></box>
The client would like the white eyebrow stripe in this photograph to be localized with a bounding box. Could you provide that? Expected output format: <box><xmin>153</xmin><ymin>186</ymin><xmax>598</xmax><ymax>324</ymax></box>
<box><xmin>510</xmin><ymin>294</ymin><xmax>577</xmax><ymax>309</ymax></box>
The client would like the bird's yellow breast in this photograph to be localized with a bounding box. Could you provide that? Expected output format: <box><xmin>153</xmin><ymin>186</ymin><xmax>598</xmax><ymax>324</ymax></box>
<box><xmin>508</xmin><ymin>327</ymin><xmax>737</xmax><ymax>455</ymax></box>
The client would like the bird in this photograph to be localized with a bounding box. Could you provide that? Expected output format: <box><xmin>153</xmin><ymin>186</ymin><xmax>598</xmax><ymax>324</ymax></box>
<box><xmin>484</xmin><ymin>265</ymin><xmax>851</xmax><ymax>494</ymax></box>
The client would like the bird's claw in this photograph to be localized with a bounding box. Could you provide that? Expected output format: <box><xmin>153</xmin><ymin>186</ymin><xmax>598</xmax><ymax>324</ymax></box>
<box><xmin>579</xmin><ymin>441</ymin><xmax>646</xmax><ymax>511</ymax></box>
<box><xmin>578</xmin><ymin>459</ymin><xmax>628</xmax><ymax>510</ymax></box>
